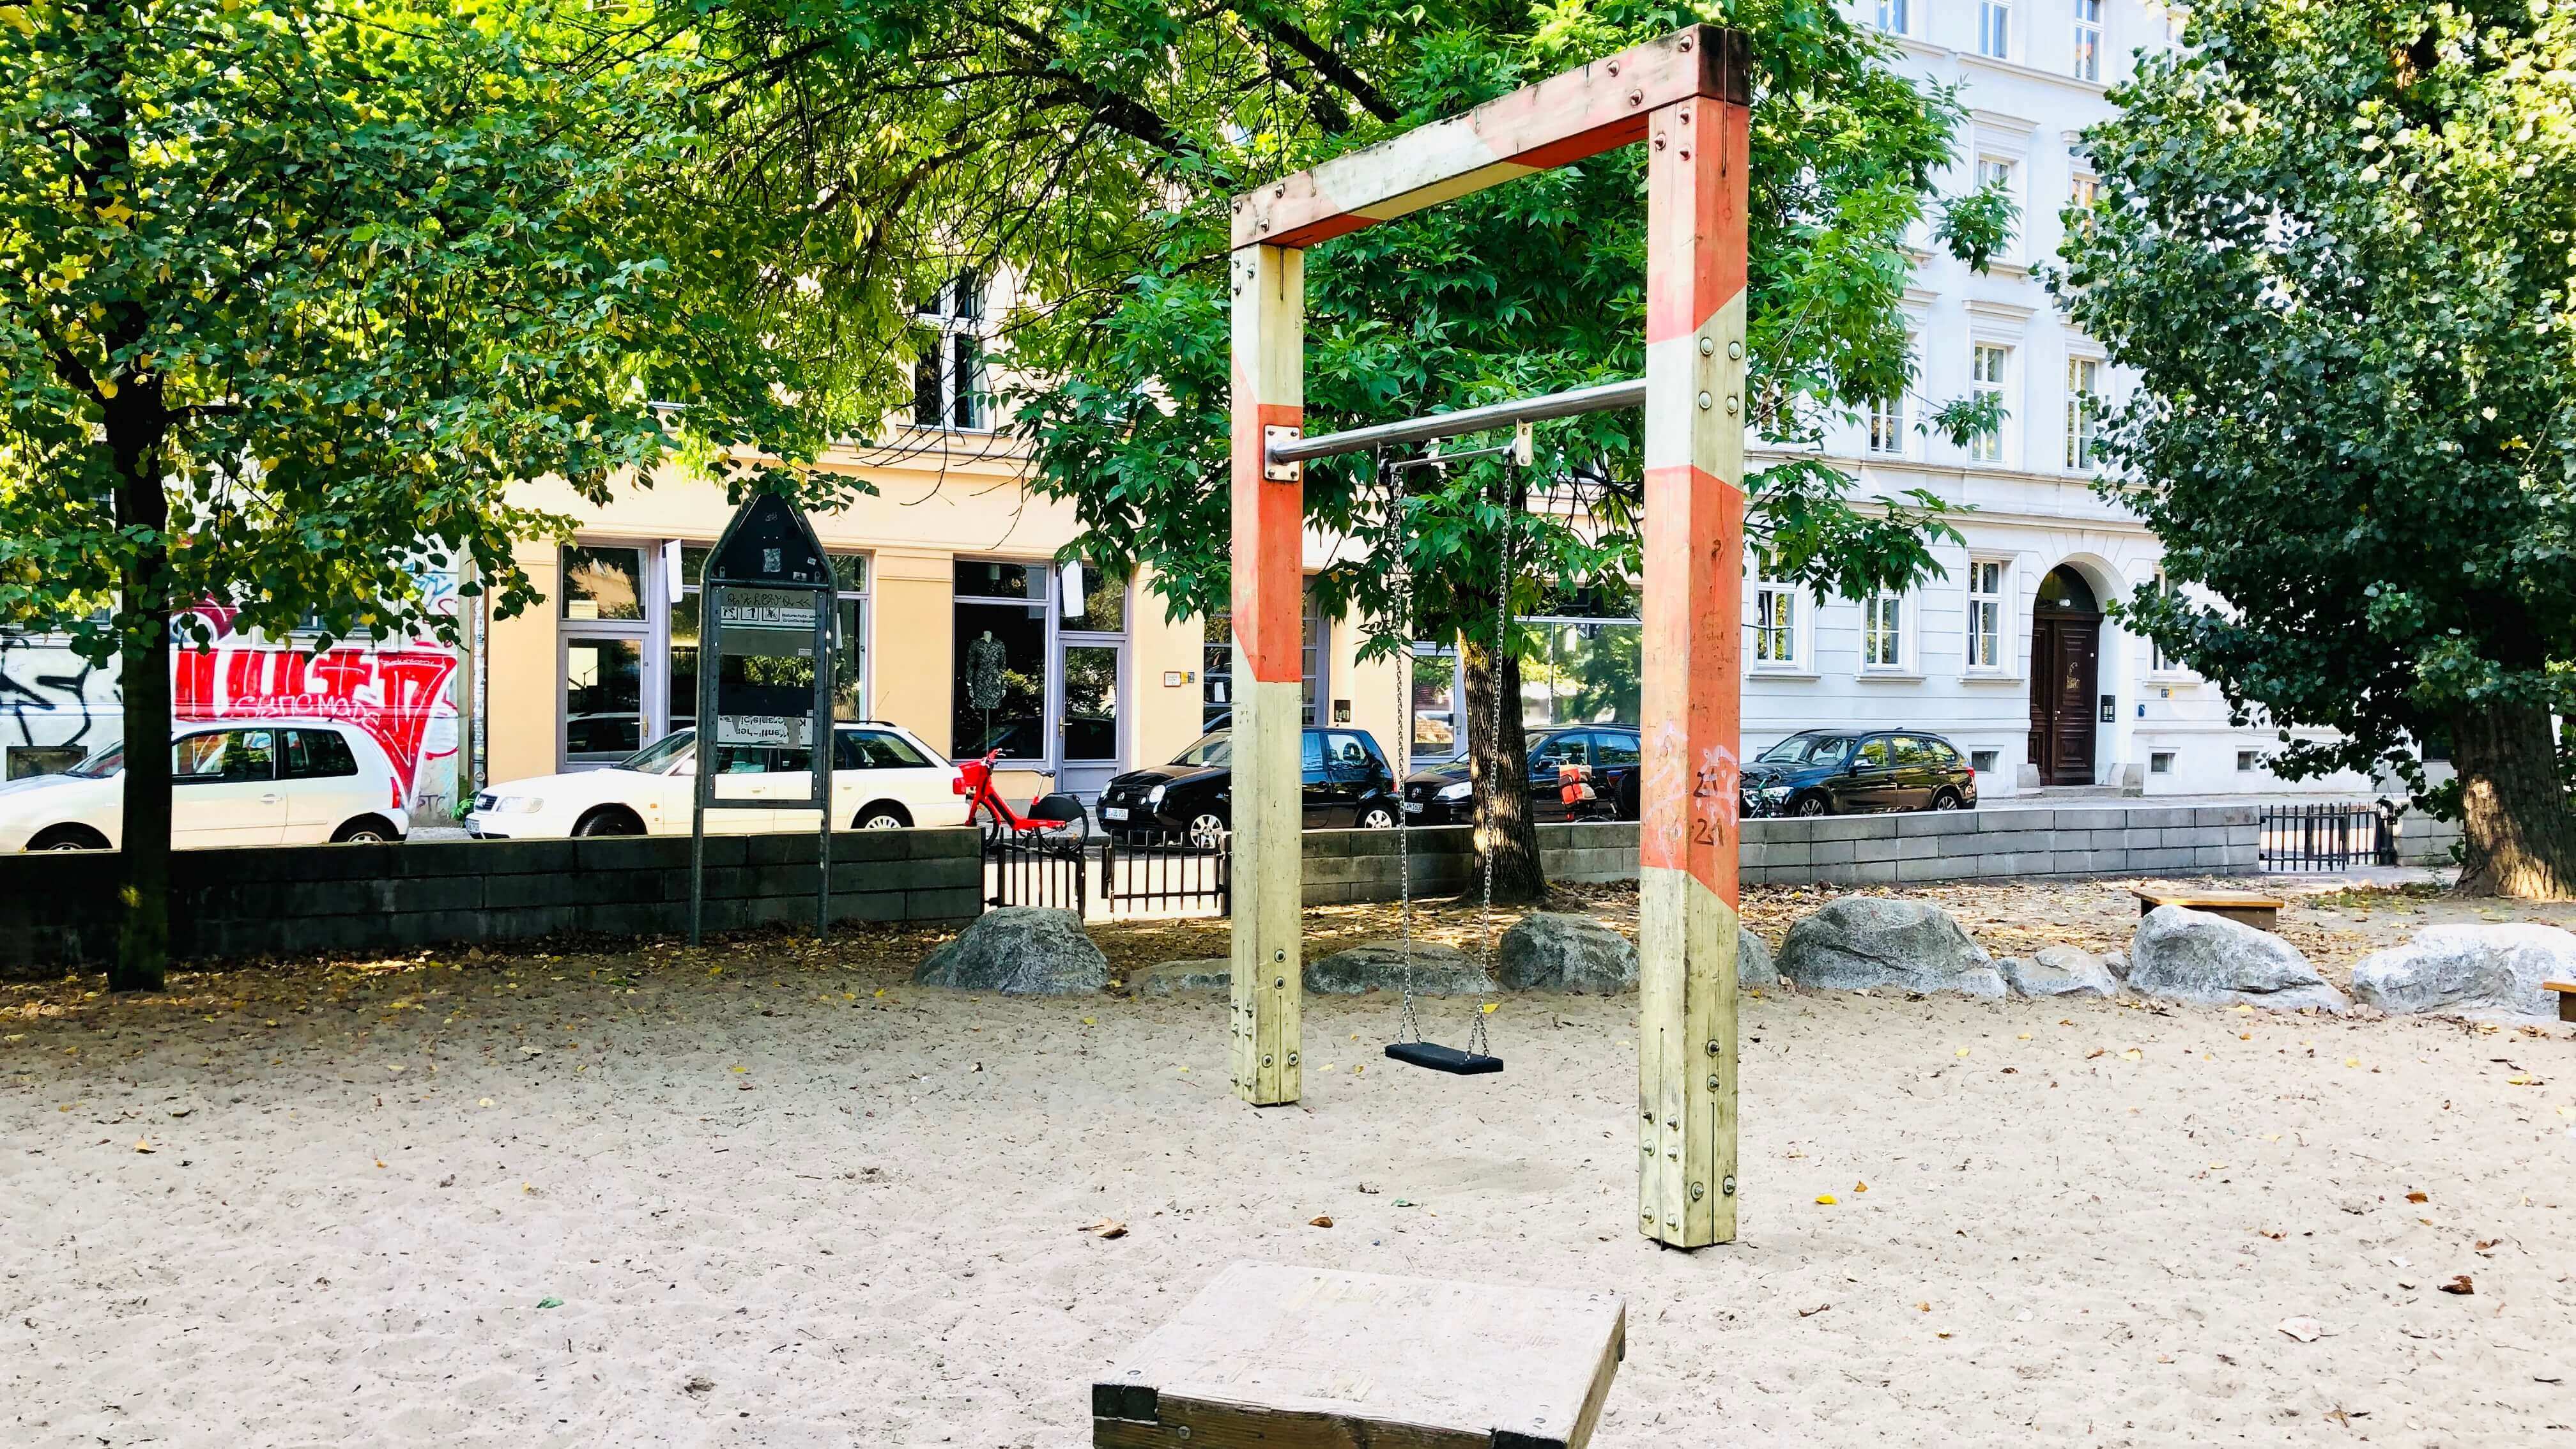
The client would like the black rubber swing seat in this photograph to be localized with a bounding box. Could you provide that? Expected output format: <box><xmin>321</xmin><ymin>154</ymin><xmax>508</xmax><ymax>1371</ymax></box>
<box><xmin>1384</xmin><ymin>1041</ymin><xmax>1505</xmax><ymax>1075</ymax></box>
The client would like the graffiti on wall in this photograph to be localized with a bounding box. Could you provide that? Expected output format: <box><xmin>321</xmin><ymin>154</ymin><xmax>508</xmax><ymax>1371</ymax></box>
<box><xmin>174</xmin><ymin>606</ymin><xmax>460</xmax><ymax>815</ymax></box>
<box><xmin>0</xmin><ymin>631</ymin><xmax>114</xmax><ymax>761</ymax></box>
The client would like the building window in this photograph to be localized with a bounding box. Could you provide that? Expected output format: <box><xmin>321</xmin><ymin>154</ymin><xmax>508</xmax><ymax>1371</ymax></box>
<box><xmin>2072</xmin><ymin>0</ymin><xmax>2102</xmax><ymax>80</ymax></box>
<box><xmin>560</xmin><ymin>546</ymin><xmax>645</xmax><ymax>621</ymax></box>
<box><xmin>2067</xmin><ymin>171</ymin><xmax>2100</xmax><ymax>237</ymax></box>
<box><xmin>664</xmin><ymin>545</ymin><xmax>868</xmax><ymax>746</ymax></box>
<box><xmin>2149</xmin><ymin>569</ymin><xmax>2181</xmax><ymax>673</ymax></box>
<box><xmin>1978</xmin><ymin>0</ymin><xmax>2011</xmax><ymax>59</ymax></box>
<box><xmin>912</xmin><ymin>273</ymin><xmax>987</xmax><ymax>431</ymax></box>
<box><xmin>1970</xmin><ymin>342</ymin><xmax>2011</xmax><ymax>463</ymax></box>
<box><xmin>1974</xmin><ymin>156</ymin><xmax>2020</xmax><ymax>257</ymax></box>
<box><xmin>1876</xmin><ymin>0</ymin><xmax>1908</xmax><ymax>34</ymax></box>
<box><xmin>1971</xmin><ymin>748</ymin><xmax>2001</xmax><ymax>773</ymax></box>
<box><xmin>1866</xmin><ymin>392</ymin><xmax>1905</xmax><ymax>455</ymax></box>
<box><xmin>952</xmin><ymin>560</ymin><xmax>1051</xmax><ymax>760</ymax></box>
<box><xmin>1409</xmin><ymin>643</ymin><xmax>1462</xmax><ymax>761</ymax></box>
<box><xmin>1966</xmin><ymin>559</ymin><xmax>2007</xmax><ymax>670</ymax></box>
<box><xmin>2150</xmin><ymin>750</ymin><xmax>2176</xmax><ymax>776</ymax></box>
<box><xmin>1862</xmin><ymin>592</ymin><xmax>1905</xmax><ymax>670</ymax></box>
<box><xmin>2066</xmin><ymin>357</ymin><xmax>2102</xmax><ymax>469</ymax></box>
<box><xmin>559</xmin><ymin>544</ymin><xmax>650</xmax><ymax>765</ymax></box>
<box><xmin>2237</xmin><ymin>749</ymin><xmax>2258</xmax><ymax>772</ymax></box>
<box><xmin>1752</xmin><ymin>552</ymin><xmax>1802</xmax><ymax>669</ymax></box>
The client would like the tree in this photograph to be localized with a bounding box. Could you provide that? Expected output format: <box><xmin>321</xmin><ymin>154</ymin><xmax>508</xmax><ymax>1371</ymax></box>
<box><xmin>2053</xmin><ymin>0</ymin><xmax>2576</xmax><ymax>898</ymax></box>
<box><xmin>1005</xmin><ymin>3</ymin><xmax>2009</xmax><ymax>898</ymax></box>
<box><xmin>0</xmin><ymin>0</ymin><xmax>861</xmax><ymax>987</ymax></box>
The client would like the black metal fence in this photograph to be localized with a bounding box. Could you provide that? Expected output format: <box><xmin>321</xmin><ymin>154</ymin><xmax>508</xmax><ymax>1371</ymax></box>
<box><xmin>984</xmin><ymin>827</ymin><xmax>1086</xmax><ymax>912</ymax></box>
<box><xmin>981</xmin><ymin>828</ymin><xmax>1233</xmax><ymax>917</ymax></box>
<box><xmin>2258</xmin><ymin>804</ymin><xmax>2396</xmax><ymax>872</ymax></box>
<box><xmin>1100</xmin><ymin>830</ymin><xmax>1232</xmax><ymax>916</ymax></box>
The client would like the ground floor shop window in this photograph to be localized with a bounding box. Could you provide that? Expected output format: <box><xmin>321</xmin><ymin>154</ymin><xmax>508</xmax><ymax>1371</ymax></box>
<box><xmin>954</xmin><ymin>597</ymin><xmax>1047</xmax><ymax>760</ymax></box>
<box><xmin>1202</xmin><ymin>592</ymin><xmax>1324</xmax><ymax>730</ymax></box>
<box><xmin>558</xmin><ymin>540</ymin><xmax>866</xmax><ymax>769</ymax></box>
<box><xmin>952</xmin><ymin>560</ymin><xmax>1132</xmax><ymax>772</ymax></box>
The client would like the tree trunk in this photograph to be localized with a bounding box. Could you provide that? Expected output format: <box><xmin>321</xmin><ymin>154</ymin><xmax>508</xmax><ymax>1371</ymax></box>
<box><xmin>112</xmin><ymin>535</ymin><xmax>172</xmax><ymax>992</ymax></box>
<box><xmin>1460</xmin><ymin>635</ymin><xmax>1546</xmax><ymax>903</ymax></box>
<box><xmin>2450</xmin><ymin>699</ymin><xmax>2576</xmax><ymax>900</ymax></box>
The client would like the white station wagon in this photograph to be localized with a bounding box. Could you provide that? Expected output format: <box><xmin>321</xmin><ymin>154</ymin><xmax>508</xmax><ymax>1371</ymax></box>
<box><xmin>0</xmin><ymin>718</ymin><xmax>411</xmax><ymax>852</ymax></box>
<box><xmin>466</xmin><ymin>723</ymin><xmax>963</xmax><ymax>838</ymax></box>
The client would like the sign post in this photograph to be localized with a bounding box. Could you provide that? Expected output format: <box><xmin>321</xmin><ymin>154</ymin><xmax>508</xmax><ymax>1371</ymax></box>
<box><xmin>689</xmin><ymin>494</ymin><xmax>837</xmax><ymax>946</ymax></box>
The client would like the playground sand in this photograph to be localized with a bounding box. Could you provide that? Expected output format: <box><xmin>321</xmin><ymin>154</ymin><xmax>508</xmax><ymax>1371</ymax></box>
<box><xmin>5</xmin><ymin>898</ymin><xmax>2574</xmax><ymax>1446</ymax></box>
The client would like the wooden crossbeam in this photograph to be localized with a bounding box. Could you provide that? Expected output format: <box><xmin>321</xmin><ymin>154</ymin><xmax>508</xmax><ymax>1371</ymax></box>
<box><xmin>1232</xmin><ymin>26</ymin><xmax>1751</xmax><ymax>250</ymax></box>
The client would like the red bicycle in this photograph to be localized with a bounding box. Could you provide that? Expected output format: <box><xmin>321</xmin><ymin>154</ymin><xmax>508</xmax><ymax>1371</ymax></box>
<box><xmin>954</xmin><ymin>748</ymin><xmax>1091</xmax><ymax>841</ymax></box>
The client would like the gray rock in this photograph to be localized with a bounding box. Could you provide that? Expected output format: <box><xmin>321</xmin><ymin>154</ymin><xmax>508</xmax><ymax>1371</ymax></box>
<box><xmin>2128</xmin><ymin>905</ymin><xmax>2347</xmax><ymax>1013</ymax></box>
<box><xmin>1128</xmin><ymin>957</ymin><xmax>1234</xmax><ymax>997</ymax></box>
<box><xmin>1775</xmin><ymin>896</ymin><xmax>2006</xmax><ymax>999</ymax></box>
<box><xmin>1496</xmin><ymin>913</ymin><xmax>1637</xmax><ymax>993</ymax></box>
<box><xmin>912</xmin><ymin>907</ymin><xmax>1108</xmax><ymax>995</ymax></box>
<box><xmin>2101</xmin><ymin>950</ymin><xmax>2131</xmax><ymax>982</ymax></box>
<box><xmin>2000</xmin><ymin>945</ymin><xmax>2119</xmax><ymax>999</ymax></box>
<box><xmin>1736</xmin><ymin>927</ymin><xmax>1777</xmax><ymax>990</ymax></box>
<box><xmin>2348</xmin><ymin>924</ymin><xmax>2576</xmax><ymax>1018</ymax></box>
<box><xmin>1307</xmin><ymin>939</ymin><xmax>1492</xmax><ymax>995</ymax></box>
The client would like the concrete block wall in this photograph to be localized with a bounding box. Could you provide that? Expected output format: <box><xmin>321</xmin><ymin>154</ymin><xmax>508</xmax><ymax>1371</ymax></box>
<box><xmin>1298</xmin><ymin>804</ymin><xmax>2269</xmax><ymax>905</ymax></box>
<box><xmin>2387</xmin><ymin>811</ymin><xmax>2462</xmax><ymax>867</ymax></box>
<box><xmin>0</xmin><ymin>829</ymin><xmax>982</xmax><ymax>978</ymax></box>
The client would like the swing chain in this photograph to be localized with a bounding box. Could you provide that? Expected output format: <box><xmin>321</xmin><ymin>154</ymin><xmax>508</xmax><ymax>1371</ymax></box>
<box><xmin>1468</xmin><ymin>478</ymin><xmax>1514</xmax><ymax>1062</ymax></box>
<box><xmin>1384</xmin><ymin>448</ymin><xmax>1423</xmax><ymax>1047</ymax></box>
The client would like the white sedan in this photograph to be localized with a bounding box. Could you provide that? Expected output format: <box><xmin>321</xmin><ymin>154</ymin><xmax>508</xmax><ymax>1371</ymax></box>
<box><xmin>466</xmin><ymin>723</ymin><xmax>964</xmax><ymax>838</ymax></box>
<box><xmin>0</xmin><ymin>718</ymin><xmax>411</xmax><ymax>852</ymax></box>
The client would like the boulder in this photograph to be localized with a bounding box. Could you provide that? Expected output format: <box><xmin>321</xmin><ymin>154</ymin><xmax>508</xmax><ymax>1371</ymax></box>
<box><xmin>912</xmin><ymin>907</ymin><xmax>1108</xmax><ymax>995</ymax></box>
<box><xmin>2128</xmin><ymin>905</ymin><xmax>2347</xmax><ymax>1013</ymax></box>
<box><xmin>1736</xmin><ymin>928</ymin><xmax>1777</xmax><ymax>990</ymax></box>
<box><xmin>2348</xmin><ymin>924</ymin><xmax>2576</xmax><ymax>1018</ymax></box>
<box><xmin>1496</xmin><ymin>913</ymin><xmax>1637</xmax><ymax>993</ymax></box>
<box><xmin>2000</xmin><ymin>945</ymin><xmax>2120</xmax><ymax>999</ymax></box>
<box><xmin>1306</xmin><ymin>939</ymin><xmax>1492</xmax><ymax>995</ymax></box>
<box><xmin>1774</xmin><ymin>896</ymin><xmax>2006</xmax><ymax>999</ymax></box>
<box><xmin>1129</xmin><ymin>957</ymin><xmax>1234</xmax><ymax>997</ymax></box>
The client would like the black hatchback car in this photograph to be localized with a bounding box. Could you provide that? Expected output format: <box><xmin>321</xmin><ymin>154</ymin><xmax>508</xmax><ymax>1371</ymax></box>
<box><xmin>1094</xmin><ymin>726</ymin><xmax>1402</xmax><ymax>844</ymax></box>
<box><xmin>1738</xmin><ymin>729</ymin><xmax>1978</xmax><ymax>818</ymax></box>
<box><xmin>1401</xmin><ymin>724</ymin><xmax>1644</xmax><ymax>825</ymax></box>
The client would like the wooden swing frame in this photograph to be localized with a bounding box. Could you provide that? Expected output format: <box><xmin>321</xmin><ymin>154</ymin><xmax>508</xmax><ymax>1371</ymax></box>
<box><xmin>1225</xmin><ymin>24</ymin><xmax>1754</xmax><ymax>1248</ymax></box>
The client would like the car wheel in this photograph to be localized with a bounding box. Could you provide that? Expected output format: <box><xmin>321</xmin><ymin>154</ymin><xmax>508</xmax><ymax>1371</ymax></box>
<box><xmin>1931</xmin><ymin>788</ymin><xmax>1965</xmax><ymax>811</ymax></box>
<box><xmin>1356</xmin><ymin>804</ymin><xmax>1398</xmax><ymax>831</ymax></box>
<box><xmin>1791</xmin><ymin>793</ymin><xmax>1830</xmax><ymax>818</ymax></box>
<box><xmin>1186</xmin><ymin>811</ymin><xmax>1229</xmax><ymax>848</ymax></box>
<box><xmin>28</xmin><ymin>824</ymin><xmax>109</xmax><ymax>851</ymax></box>
<box><xmin>572</xmin><ymin>807</ymin><xmax>645</xmax><ymax>838</ymax></box>
<box><xmin>330</xmin><ymin>815</ymin><xmax>400</xmax><ymax>844</ymax></box>
<box><xmin>853</xmin><ymin>802</ymin><xmax>911</xmax><ymax>830</ymax></box>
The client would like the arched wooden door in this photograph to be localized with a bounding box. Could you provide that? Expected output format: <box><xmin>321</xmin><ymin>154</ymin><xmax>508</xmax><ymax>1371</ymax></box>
<box><xmin>2027</xmin><ymin>566</ymin><xmax>2101</xmax><ymax>786</ymax></box>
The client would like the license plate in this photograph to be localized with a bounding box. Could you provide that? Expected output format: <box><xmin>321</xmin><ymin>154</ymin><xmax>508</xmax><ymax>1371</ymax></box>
<box><xmin>1404</xmin><ymin>801</ymin><xmax>1425</xmax><ymax>814</ymax></box>
<box><xmin>1101</xmin><ymin>806</ymin><xmax>1128</xmax><ymax>820</ymax></box>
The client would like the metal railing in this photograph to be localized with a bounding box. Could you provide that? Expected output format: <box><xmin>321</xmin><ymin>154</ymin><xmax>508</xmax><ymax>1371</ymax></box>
<box><xmin>2257</xmin><ymin>804</ymin><xmax>2396</xmax><ymax>873</ymax></box>
<box><xmin>984</xmin><ymin>827</ymin><xmax>1087</xmax><ymax>912</ymax></box>
<box><xmin>1100</xmin><ymin>830</ymin><xmax>1232</xmax><ymax>917</ymax></box>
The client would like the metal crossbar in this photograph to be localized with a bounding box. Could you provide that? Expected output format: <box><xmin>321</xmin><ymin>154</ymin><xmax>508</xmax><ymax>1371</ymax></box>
<box><xmin>1267</xmin><ymin>378</ymin><xmax>1644</xmax><ymax>467</ymax></box>
<box><xmin>2257</xmin><ymin>804</ymin><xmax>2396</xmax><ymax>873</ymax></box>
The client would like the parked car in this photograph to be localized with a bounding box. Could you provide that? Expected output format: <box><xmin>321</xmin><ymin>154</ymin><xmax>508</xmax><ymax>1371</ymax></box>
<box><xmin>465</xmin><ymin>722</ymin><xmax>962</xmax><ymax>838</ymax></box>
<box><xmin>1738</xmin><ymin>729</ymin><xmax>1977</xmax><ymax>817</ymax></box>
<box><xmin>0</xmin><ymin>718</ymin><xmax>411</xmax><ymax>852</ymax></box>
<box><xmin>1094</xmin><ymin>726</ymin><xmax>1402</xmax><ymax>845</ymax></box>
<box><xmin>1400</xmin><ymin>724</ymin><xmax>1644</xmax><ymax>825</ymax></box>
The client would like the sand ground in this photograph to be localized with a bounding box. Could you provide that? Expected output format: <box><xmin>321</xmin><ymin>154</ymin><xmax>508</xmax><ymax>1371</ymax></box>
<box><xmin>6</xmin><ymin>876</ymin><xmax>2575</xmax><ymax>1447</ymax></box>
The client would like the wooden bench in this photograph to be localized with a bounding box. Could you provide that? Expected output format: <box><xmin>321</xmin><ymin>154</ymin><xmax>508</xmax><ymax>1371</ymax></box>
<box><xmin>1092</xmin><ymin>1261</ymin><xmax>1626</xmax><ymax>1449</ymax></box>
<box><xmin>2548</xmin><ymin>980</ymin><xmax>2576</xmax><ymax>1023</ymax></box>
<box><xmin>2135</xmin><ymin>887</ymin><xmax>2285</xmax><ymax>932</ymax></box>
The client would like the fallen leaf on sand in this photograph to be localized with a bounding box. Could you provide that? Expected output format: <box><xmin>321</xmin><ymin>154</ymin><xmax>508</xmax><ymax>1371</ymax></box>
<box><xmin>684</xmin><ymin>1377</ymin><xmax>714</xmax><ymax>1396</ymax></box>
<box><xmin>2405</xmin><ymin>1191</ymin><xmax>2428</xmax><ymax>1204</ymax></box>
<box><xmin>1955</xmin><ymin>1047</ymin><xmax>1972</xmax><ymax>1058</ymax></box>
<box><xmin>2087</xmin><ymin>1049</ymin><xmax>2106</xmax><ymax>1060</ymax></box>
<box><xmin>1814</xmin><ymin>1193</ymin><xmax>1838</xmax><ymax>1205</ymax></box>
<box><xmin>1917</xmin><ymin>1301</ymin><xmax>1931</xmax><ymax>1312</ymax></box>
<box><xmin>2277</xmin><ymin>1317</ymin><xmax>2324</xmax><ymax>1342</ymax></box>
<box><xmin>132</xmin><ymin>1138</ymin><xmax>153</xmax><ymax>1154</ymax></box>
<box><xmin>1080</xmin><ymin>1218</ymin><xmax>1129</xmax><ymax>1239</ymax></box>
<box><xmin>2439</xmin><ymin>1275</ymin><xmax>2474</xmax><ymax>1296</ymax></box>
<box><xmin>1309</xmin><ymin>1215</ymin><xmax>1333</xmax><ymax>1228</ymax></box>
<box><xmin>2475</xmin><ymin>1239</ymin><xmax>2501</xmax><ymax>1253</ymax></box>
<box><xmin>537</xmin><ymin>1296</ymin><xmax>563</xmax><ymax>1309</ymax></box>
<box><xmin>1798</xmin><ymin>1303</ymin><xmax>1830</xmax><ymax>1318</ymax></box>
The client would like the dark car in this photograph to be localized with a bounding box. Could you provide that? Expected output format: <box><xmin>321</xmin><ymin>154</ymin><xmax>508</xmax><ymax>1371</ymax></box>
<box><xmin>1094</xmin><ymin>726</ymin><xmax>1402</xmax><ymax>844</ymax></box>
<box><xmin>1738</xmin><ymin>729</ymin><xmax>1977</xmax><ymax>818</ymax></box>
<box><xmin>1401</xmin><ymin>725</ymin><xmax>1643</xmax><ymax>825</ymax></box>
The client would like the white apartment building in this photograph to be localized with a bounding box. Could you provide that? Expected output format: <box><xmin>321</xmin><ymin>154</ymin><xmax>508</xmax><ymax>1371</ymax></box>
<box><xmin>1721</xmin><ymin>0</ymin><xmax>2354</xmax><ymax>796</ymax></box>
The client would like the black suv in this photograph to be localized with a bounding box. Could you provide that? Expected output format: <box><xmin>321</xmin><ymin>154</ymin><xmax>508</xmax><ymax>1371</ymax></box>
<box><xmin>1400</xmin><ymin>724</ymin><xmax>1643</xmax><ymax>825</ymax></box>
<box><xmin>1739</xmin><ymin>729</ymin><xmax>1978</xmax><ymax>817</ymax></box>
<box><xmin>1095</xmin><ymin>726</ymin><xmax>1402</xmax><ymax>844</ymax></box>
